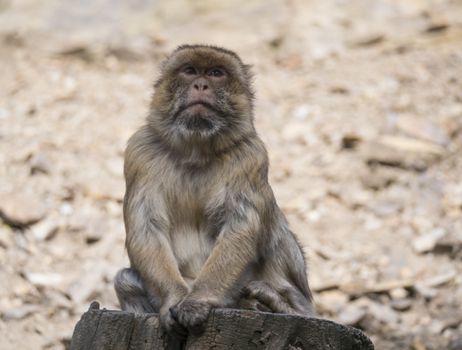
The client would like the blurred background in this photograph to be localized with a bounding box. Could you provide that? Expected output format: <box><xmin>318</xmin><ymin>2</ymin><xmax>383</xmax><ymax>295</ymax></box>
<box><xmin>0</xmin><ymin>0</ymin><xmax>461</xmax><ymax>349</ymax></box>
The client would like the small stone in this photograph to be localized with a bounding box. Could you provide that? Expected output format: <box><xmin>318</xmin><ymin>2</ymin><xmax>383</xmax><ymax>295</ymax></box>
<box><xmin>292</xmin><ymin>104</ymin><xmax>312</xmax><ymax>121</ymax></box>
<box><xmin>369</xmin><ymin>199</ymin><xmax>402</xmax><ymax>217</ymax></box>
<box><xmin>317</xmin><ymin>290</ymin><xmax>349</xmax><ymax>314</ymax></box>
<box><xmin>413</xmin><ymin>228</ymin><xmax>447</xmax><ymax>254</ymax></box>
<box><xmin>349</xmin><ymin>33</ymin><xmax>385</xmax><ymax>47</ymax></box>
<box><xmin>306</xmin><ymin>210</ymin><xmax>321</xmax><ymax>223</ymax></box>
<box><xmin>68</xmin><ymin>206</ymin><xmax>108</xmax><ymax>244</ymax></box>
<box><xmin>106</xmin><ymin>45</ymin><xmax>143</xmax><ymax>62</ymax></box>
<box><xmin>363</xmin><ymin>215</ymin><xmax>383</xmax><ymax>231</ymax></box>
<box><xmin>0</xmin><ymin>226</ymin><xmax>13</xmax><ymax>248</ymax></box>
<box><xmin>368</xmin><ymin>302</ymin><xmax>399</xmax><ymax>324</ymax></box>
<box><xmin>31</xmin><ymin>217</ymin><xmax>61</xmax><ymax>241</ymax></box>
<box><xmin>59</xmin><ymin>203</ymin><xmax>73</xmax><ymax>216</ymax></box>
<box><xmin>14</xmin><ymin>231</ymin><xmax>30</xmax><ymax>251</ymax></box>
<box><xmin>2</xmin><ymin>304</ymin><xmax>41</xmax><ymax>320</ymax></box>
<box><xmin>363</xmin><ymin>135</ymin><xmax>445</xmax><ymax>172</ymax></box>
<box><xmin>378</xmin><ymin>135</ymin><xmax>445</xmax><ymax>156</ymax></box>
<box><xmin>55</xmin><ymin>185</ymin><xmax>74</xmax><ymax>201</ymax></box>
<box><xmin>43</xmin><ymin>289</ymin><xmax>73</xmax><ymax>310</ymax></box>
<box><xmin>395</xmin><ymin>114</ymin><xmax>450</xmax><ymax>146</ymax></box>
<box><xmin>330</xmin><ymin>85</ymin><xmax>350</xmax><ymax>94</ymax></box>
<box><xmin>420</xmin><ymin>270</ymin><xmax>456</xmax><ymax>288</ymax></box>
<box><xmin>275</xmin><ymin>53</ymin><xmax>304</xmax><ymax>70</ymax></box>
<box><xmin>82</xmin><ymin>176</ymin><xmax>124</xmax><ymax>202</ymax></box>
<box><xmin>444</xmin><ymin>184</ymin><xmax>462</xmax><ymax>209</ymax></box>
<box><xmin>29</xmin><ymin>152</ymin><xmax>52</xmax><ymax>175</ymax></box>
<box><xmin>429</xmin><ymin>320</ymin><xmax>445</xmax><ymax>334</ymax></box>
<box><xmin>68</xmin><ymin>267</ymin><xmax>106</xmax><ymax>304</ymax></box>
<box><xmin>337</xmin><ymin>304</ymin><xmax>367</xmax><ymax>325</ymax></box>
<box><xmin>390</xmin><ymin>287</ymin><xmax>408</xmax><ymax>300</ymax></box>
<box><xmin>434</xmin><ymin>234</ymin><xmax>462</xmax><ymax>258</ymax></box>
<box><xmin>425</xmin><ymin>21</ymin><xmax>449</xmax><ymax>33</ymax></box>
<box><xmin>415</xmin><ymin>284</ymin><xmax>438</xmax><ymax>299</ymax></box>
<box><xmin>25</xmin><ymin>272</ymin><xmax>63</xmax><ymax>288</ymax></box>
<box><xmin>57</xmin><ymin>44</ymin><xmax>94</xmax><ymax>62</ymax></box>
<box><xmin>341</xmin><ymin>133</ymin><xmax>362</xmax><ymax>150</ymax></box>
<box><xmin>0</xmin><ymin>192</ymin><xmax>47</xmax><ymax>227</ymax></box>
<box><xmin>391</xmin><ymin>298</ymin><xmax>412</xmax><ymax>311</ymax></box>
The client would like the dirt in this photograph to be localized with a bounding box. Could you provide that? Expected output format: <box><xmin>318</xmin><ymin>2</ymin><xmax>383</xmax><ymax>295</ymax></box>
<box><xmin>0</xmin><ymin>0</ymin><xmax>461</xmax><ymax>349</ymax></box>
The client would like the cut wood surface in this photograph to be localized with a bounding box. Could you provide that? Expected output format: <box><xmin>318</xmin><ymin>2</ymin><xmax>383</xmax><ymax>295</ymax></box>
<box><xmin>70</xmin><ymin>302</ymin><xmax>374</xmax><ymax>350</ymax></box>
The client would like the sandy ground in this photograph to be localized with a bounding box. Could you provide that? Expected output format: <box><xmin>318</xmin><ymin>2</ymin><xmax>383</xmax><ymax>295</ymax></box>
<box><xmin>0</xmin><ymin>0</ymin><xmax>462</xmax><ymax>349</ymax></box>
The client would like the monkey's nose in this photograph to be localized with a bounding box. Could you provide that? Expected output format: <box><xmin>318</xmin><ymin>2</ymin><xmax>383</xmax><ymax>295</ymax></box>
<box><xmin>193</xmin><ymin>78</ymin><xmax>209</xmax><ymax>91</ymax></box>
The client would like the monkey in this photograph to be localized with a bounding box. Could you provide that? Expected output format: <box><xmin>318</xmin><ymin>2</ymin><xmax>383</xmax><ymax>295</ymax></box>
<box><xmin>114</xmin><ymin>44</ymin><xmax>315</xmax><ymax>336</ymax></box>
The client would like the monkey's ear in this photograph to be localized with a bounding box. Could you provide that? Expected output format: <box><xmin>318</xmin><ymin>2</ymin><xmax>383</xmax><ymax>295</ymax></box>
<box><xmin>153</xmin><ymin>54</ymin><xmax>172</xmax><ymax>88</ymax></box>
<box><xmin>243</xmin><ymin>64</ymin><xmax>254</xmax><ymax>81</ymax></box>
<box><xmin>243</xmin><ymin>64</ymin><xmax>253</xmax><ymax>76</ymax></box>
<box><xmin>158</xmin><ymin>53</ymin><xmax>170</xmax><ymax>70</ymax></box>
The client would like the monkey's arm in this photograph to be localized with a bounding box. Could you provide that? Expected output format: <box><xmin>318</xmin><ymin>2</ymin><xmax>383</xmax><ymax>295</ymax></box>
<box><xmin>123</xmin><ymin>131</ymin><xmax>190</xmax><ymax>306</ymax></box>
<box><xmin>170</xmin><ymin>190</ymin><xmax>264</xmax><ymax>334</ymax></box>
<box><xmin>124</xmin><ymin>187</ymin><xmax>189</xmax><ymax>332</ymax></box>
<box><xmin>126</xmin><ymin>223</ymin><xmax>189</xmax><ymax>304</ymax></box>
<box><xmin>192</xmin><ymin>194</ymin><xmax>261</xmax><ymax>301</ymax></box>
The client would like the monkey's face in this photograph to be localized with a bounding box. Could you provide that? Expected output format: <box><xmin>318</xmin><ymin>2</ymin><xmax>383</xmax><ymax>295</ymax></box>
<box><xmin>150</xmin><ymin>46</ymin><xmax>254</xmax><ymax>142</ymax></box>
<box><xmin>170</xmin><ymin>64</ymin><xmax>229</xmax><ymax>136</ymax></box>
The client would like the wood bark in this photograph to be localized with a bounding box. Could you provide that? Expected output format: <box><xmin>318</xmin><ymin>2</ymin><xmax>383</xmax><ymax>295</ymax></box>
<box><xmin>70</xmin><ymin>302</ymin><xmax>374</xmax><ymax>350</ymax></box>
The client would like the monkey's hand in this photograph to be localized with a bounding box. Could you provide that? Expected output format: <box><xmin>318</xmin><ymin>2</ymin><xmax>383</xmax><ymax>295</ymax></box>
<box><xmin>169</xmin><ymin>296</ymin><xmax>218</xmax><ymax>335</ymax></box>
<box><xmin>159</xmin><ymin>296</ymin><xmax>189</xmax><ymax>337</ymax></box>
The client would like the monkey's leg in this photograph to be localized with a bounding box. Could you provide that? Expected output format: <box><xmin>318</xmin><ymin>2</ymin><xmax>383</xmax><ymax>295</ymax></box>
<box><xmin>241</xmin><ymin>281</ymin><xmax>314</xmax><ymax>316</ymax></box>
<box><xmin>282</xmin><ymin>285</ymin><xmax>316</xmax><ymax>316</ymax></box>
<box><xmin>237</xmin><ymin>295</ymin><xmax>272</xmax><ymax>312</ymax></box>
<box><xmin>114</xmin><ymin>268</ymin><xmax>158</xmax><ymax>313</ymax></box>
<box><xmin>240</xmin><ymin>281</ymin><xmax>293</xmax><ymax>314</ymax></box>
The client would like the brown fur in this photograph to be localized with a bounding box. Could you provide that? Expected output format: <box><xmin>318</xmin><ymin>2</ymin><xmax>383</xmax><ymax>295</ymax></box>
<box><xmin>114</xmin><ymin>45</ymin><xmax>315</xmax><ymax>336</ymax></box>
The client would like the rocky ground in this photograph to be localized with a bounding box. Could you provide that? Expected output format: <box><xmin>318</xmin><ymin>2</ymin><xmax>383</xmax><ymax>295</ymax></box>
<box><xmin>0</xmin><ymin>0</ymin><xmax>461</xmax><ymax>349</ymax></box>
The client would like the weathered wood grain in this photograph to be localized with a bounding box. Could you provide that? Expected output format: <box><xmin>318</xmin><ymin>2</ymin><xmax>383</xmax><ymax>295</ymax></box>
<box><xmin>70</xmin><ymin>302</ymin><xmax>374</xmax><ymax>350</ymax></box>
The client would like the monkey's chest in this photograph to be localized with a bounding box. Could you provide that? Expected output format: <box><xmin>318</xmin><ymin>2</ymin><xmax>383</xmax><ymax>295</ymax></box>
<box><xmin>170</xmin><ymin>226</ymin><xmax>213</xmax><ymax>282</ymax></box>
<box><xmin>162</xmin><ymin>173</ymin><xmax>225</xmax><ymax>281</ymax></box>
<box><xmin>167</xmin><ymin>199</ymin><xmax>217</xmax><ymax>282</ymax></box>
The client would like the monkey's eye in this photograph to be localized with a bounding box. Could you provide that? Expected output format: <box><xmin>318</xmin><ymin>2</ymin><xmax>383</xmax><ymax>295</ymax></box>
<box><xmin>182</xmin><ymin>66</ymin><xmax>197</xmax><ymax>75</ymax></box>
<box><xmin>208</xmin><ymin>68</ymin><xmax>226</xmax><ymax>77</ymax></box>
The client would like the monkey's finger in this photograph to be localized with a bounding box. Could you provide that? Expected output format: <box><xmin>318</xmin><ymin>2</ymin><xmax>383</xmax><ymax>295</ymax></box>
<box><xmin>188</xmin><ymin>322</ymin><xmax>206</xmax><ymax>336</ymax></box>
<box><xmin>240</xmin><ymin>285</ymin><xmax>252</xmax><ymax>298</ymax></box>
<box><xmin>163</xmin><ymin>315</ymin><xmax>188</xmax><ymax>337</ymax></box>
<box><xmin>168</xmin><ymin>306</ymin><xmax>190</xmax><ymax>336</ymax></box>
<box><xmin>169</xmin><ymin>305</ymin><xmax>179</xmax><ymax>322</ymax></box>
<box><xmin>171</xmin><ymin>322</ymin><xmax>188</xmax><ymax>337</ymax></box>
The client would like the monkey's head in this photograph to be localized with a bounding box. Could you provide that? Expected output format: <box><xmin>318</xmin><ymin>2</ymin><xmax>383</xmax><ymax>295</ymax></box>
<box><xmin>149</xmin><ymin>45</ymin><xmax>255</xmax><ymax>149</ymax></box>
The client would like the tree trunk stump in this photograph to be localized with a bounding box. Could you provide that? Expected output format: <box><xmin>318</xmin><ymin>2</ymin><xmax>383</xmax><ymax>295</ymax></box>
<box><xmin>70</xmin><ymin>302</ymin><xmax>374</xmax><ymax>350</ymax></box>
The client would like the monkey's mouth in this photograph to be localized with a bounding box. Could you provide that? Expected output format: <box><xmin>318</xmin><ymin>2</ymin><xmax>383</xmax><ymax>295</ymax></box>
<box><xmin>184</xmin><ymin>101</ymin><xmax>216</xmax><ymax>114</ymax></box>
<box><xmin>175</xmin><ymin>102</ymin><xmax>221</xmax><ymax>132</ymax></box>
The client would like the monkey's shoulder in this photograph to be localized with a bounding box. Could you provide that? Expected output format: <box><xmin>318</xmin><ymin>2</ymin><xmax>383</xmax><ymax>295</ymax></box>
<box><xmin>125</xmin><ymin>126</ymin><xmax>162</xmax><ymax>157</ymax></box>
<box><xmin>224</xmin><ymin>134</ymin><xmax>268</xmax><ymax>172</ymax></box>
<box><xmin>124</xmin><ymin>126</ymin><xmax>172</xmax><ymax>176</ymax></box>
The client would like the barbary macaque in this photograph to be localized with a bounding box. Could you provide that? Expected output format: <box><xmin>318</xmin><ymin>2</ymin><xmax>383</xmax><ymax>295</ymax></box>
<box><xmin>114</xmin><ymin>45</ymin><xmax>315</xmax><ymax>335</ymax></box>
